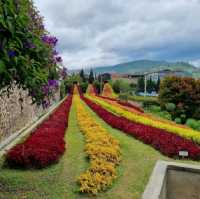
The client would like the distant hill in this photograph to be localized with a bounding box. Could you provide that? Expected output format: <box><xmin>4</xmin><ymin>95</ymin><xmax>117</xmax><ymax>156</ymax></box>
<box><xmin>82</xmin><ymin>60</ymin><xmax>200</xmax><ymax>78</ymax></box>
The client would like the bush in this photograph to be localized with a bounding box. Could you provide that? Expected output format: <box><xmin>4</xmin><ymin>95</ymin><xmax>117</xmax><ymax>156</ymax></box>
<box><xmin>159</xmin><ymin>76</ymin><xmax>200</xmax><ymax>119</ymax></box>
<box><xmin>118</xmin><ymin>93</ymin><xmax>128</xmax><ymax>102</ymax></box>
<box><xmin>175</xmin><ymin>118</ymin><xmax>182</xmax><ymax>124</ymax></box>
<box><xmin>149</xmin><ymin>105</ymin><xmax>161</xmax><ymax>113</ymax></box>
<box><xmin>60</xmin><ymin>81</ymin><xmax>66</xmax><ymax>99</ymax></box>
<box><xmin>0</xmin><ymin>0</ymin><xmax>61</xmax><ymax>104</ymax></box>
<box><xmin>158</xmin><ymin>111</ymin><xmax>172</xmax><ymax>121</ymax></box>
<box><xmin>186</xmin><ymin>119</ymin><xmax>200</xmax><ymax>130</ymax></box>
<box><xmin>79</xmin><ymin>82</ymin><xmax>88</xmax><ymax>93</ymax></box>
<box><xmin>165</xmin><ymin>103</ymin><xmax>176</xmax><ymax>112</ymax></box>
<box><xmin>129</xmin><ymin>95</ymin><xmax>159</xmax><ymax>107</ymax></box>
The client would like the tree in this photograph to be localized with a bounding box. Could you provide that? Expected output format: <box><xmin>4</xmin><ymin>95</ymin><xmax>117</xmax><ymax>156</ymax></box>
<box><xmin>159</xmin><ymin>76</ymin><xmax>200</xmax><ymax>119</ymax></box>
<box><xmin>112</xmin><ymin>80</ymin><xmax>131</xmax><ymax>94</ymax></box>
<box><xmin>147</xmin><ymin>77</ymin><xmax>156</xmax><ymax>93</ymax></box>
<box><xmin>79</xmin><ymin>69</ymin><xmax>86</xmax><ymax>82</ymax></box>
<box><xmin>156</xmin><ymin>76</ymin><xmax>161</xmax><ymax>92</ymax></box>
<box><xmin>136</xmin><ymin>76</ymin><xmax>145</xmax><ymax>92</ymax></box>
<box><xmin>89</xmin><ymin>69</ymin><xmax>94</xmax><ymax>83</ymax></box>
<box><xmin>112</xmin><ymin>80</ymin><xmax>121</xmax><ymax>93</ymax></box>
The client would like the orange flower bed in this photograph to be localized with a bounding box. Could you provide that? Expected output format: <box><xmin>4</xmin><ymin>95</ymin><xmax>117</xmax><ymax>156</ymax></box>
<box><xmin>86</xmin><ymin>84</ymin><xmax>96</xmax><ymax>95</ymax></box>
<box><xmin>102</xmin><ymin>83</ymin><xmax>116</xmax><ymax>98</ymax></box>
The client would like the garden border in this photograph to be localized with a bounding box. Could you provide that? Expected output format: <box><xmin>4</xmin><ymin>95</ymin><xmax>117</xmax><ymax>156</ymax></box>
<box><xmin>0</xmin><ymin>96</ymin><xmax>68</xmax><ymax>158</ymax></box>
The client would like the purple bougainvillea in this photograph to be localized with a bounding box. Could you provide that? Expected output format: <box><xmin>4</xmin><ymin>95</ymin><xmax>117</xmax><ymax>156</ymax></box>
<box><xmin>41</xmin><ymin>35</ymin><xmax>58</xmax><ymax>47</ymax></box>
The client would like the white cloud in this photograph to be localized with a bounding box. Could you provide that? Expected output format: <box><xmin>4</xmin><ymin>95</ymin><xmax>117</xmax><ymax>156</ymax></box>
<box><xmin>34</xmin><ymin>0</ymin><xmax>200</xmax><ymax>69</ymax></box>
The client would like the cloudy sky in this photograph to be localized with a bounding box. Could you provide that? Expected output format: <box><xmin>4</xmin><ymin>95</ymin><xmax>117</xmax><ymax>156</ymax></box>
<box><xmin>34</xmin><ymin>0</ymin><xmax>200</xmax><ymax>69</ymax></box>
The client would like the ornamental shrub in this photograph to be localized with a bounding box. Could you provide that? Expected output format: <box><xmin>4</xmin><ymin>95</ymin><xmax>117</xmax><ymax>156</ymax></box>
<box><xmin>79</xmin><ymin>82</ymin><xmax>88</xmax><ymax>93</ymax></box>
<box><xmin>186</xmin><ymin>119</ymin><xmax>200</xmax><ymax>130</ymax></box>
<box><xmin>149</xmin><ymin>105</ymin><xmax>161</xmax><ymax>113</ymax></box>
<box><xmin>165</xmin><ymin>103</ymin><xmax>176</xmax><ymax>112</ymax></box>
<box><xmin>159</xmin><ymin>76</ymin><xmax>200</xmax><ymax>119</ymax></box>
<box><xmin>118</xmin><ymin>93</ymin><xmax>128</xmax><ymax>102</ymax></box>
<box><xmin>175</xmin><ymin>118</ymin><xmax>182</xmax><ymax>124</ymax></box>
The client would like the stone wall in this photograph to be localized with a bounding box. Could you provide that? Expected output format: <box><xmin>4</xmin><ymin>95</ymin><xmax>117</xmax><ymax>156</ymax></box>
<box><xmin>0</xmin><ymin>84</ymin><xmax>60</xmax><ymax>143</ymax></box>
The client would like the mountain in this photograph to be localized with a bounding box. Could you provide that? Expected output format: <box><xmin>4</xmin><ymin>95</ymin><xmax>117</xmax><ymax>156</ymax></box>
<box><xmin>82</xmin><ymin>60</ymin><xmax>200</xmax><ymax>77</ymax></box>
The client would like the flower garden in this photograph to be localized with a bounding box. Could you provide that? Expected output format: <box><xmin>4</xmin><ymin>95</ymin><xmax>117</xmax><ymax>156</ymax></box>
<box><xmin>1</xmin><ymin>83</ymin><xmax>200</xmax><ymax>199</ymax></box>
<box><xmin>1</xmin><ymin>1</ymin><xmax>200</xmax><ymax>198</ymax></box>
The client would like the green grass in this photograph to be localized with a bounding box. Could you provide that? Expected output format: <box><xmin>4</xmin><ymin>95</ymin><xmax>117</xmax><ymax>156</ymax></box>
<box><xmin>129</xmin><ymin>95</ymin><xmax>158</xmax><ymax>102</ymax></box>
<box><xmin>0</xmin><ymin>99</ymin><xmax>200</xmax><ymax>199</ymax></box>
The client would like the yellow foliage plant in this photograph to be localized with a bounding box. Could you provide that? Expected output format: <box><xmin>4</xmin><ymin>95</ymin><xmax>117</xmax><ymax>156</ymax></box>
<box><xmin>74</xmin><ymin>94</ymin><xmax>121</xmax><ymax>195</ymax></box>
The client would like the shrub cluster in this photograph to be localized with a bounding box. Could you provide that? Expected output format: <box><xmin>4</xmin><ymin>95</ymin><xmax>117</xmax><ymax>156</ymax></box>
<box><xmin>0</xmin><ymin>0</ymin><xmax>63</xmax><ymax>104</ymax></box>
<box><xmin>82</xmin><ymin>95</ymin><xmax>200</xmax><ymax>160</ymax></box>
<box><xmin>186</xmin><ymin>119</ymin><xmax>200</xmax><ymax>131</ymax></box>
<box><xmin>6</xmin><ymin>95</ymin><xmax>72</xmax><ymax>168</ymax></box>
<box><xmin>159</xmin><ymin>76</ymin><xmax>200</xmax><ymax>120</ymax></box>
<box><xmin>74</xmin><ymin>93</ymin><xmax>121</xmax><ymax>195</ymax></box>
<box><xmin>102</xmin><ymin>83</ymin><xmax>116</xmax><ymax>98</ymax></box>
<box><xmin>86</xmin><ymin>84</ymin><xmax>97</xmax><ymax>95</ymax></box>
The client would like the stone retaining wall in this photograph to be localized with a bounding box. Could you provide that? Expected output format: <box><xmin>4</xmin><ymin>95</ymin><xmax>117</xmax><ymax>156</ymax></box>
<box><xmin>0</xmin><ymin>84</ymin><xmax>60</xmax><ymax>143</ymax></box>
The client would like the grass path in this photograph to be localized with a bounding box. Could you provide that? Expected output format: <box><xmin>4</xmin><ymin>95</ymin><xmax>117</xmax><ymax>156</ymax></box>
<box><xmin>0</xmin><ymin>98</ymin><xmax>199</xmax><ymax>199</ymax></box>
<box><xmin>0</xmin><ymin>102</ymin><xmax>88</xmax><ymax>199</ymax></box>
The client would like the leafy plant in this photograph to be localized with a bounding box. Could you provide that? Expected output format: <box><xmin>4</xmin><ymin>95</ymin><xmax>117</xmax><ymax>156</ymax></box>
<box><xmin>0</xmin><ymin>0</ymin><xmax>62</xmax><ymax>104</ymax></box>
<box><xmin>165</xmin><ymin>103</ymin><xmax>176</xmax><ymax>112</ymax></box>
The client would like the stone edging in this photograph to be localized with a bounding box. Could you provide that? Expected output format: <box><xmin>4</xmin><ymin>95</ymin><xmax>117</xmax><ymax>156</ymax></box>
<box><xmin>142</xmin><ymin>160</ymin><xmax>200</xmax><ymax>199</ymax></box>
<box><xmin>0</xmin><ymin>96</ymin><xmax>67</xmax><ymax>158</ymax></box>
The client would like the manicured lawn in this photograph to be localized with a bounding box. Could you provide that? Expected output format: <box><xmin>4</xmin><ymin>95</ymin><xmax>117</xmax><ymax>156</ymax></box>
<box><xmin>0</xmin><ymin>104</ymin><xmax>88</xmax><ymax>199</ymax></box>
<box><xmin>0</xmin><ymin>99</ymin><xmax>199</xmax><ymax>199</ymax></box>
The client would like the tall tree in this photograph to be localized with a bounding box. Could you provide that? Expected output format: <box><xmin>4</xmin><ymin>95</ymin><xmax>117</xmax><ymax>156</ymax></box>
<box><xmin>156</xmin><ymin>76</ymin><xmax>161</xmax><ymax>92</ymax></box>
<box><xmin>89</xmin><ymin>69</ymin><xmax>94</xmax><ymax>83</ymax></box>
<box><xmin>79</xmin><ymin>69</ymin><xmax>85</xmax><ymax>82</ymax></box>
<box><xmin>137</xmin><ymin>76</ymin><xmax>145</xmax><ymax>92</ymax></box>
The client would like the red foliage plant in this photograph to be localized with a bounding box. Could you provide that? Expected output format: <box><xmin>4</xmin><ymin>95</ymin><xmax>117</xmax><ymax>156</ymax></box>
<box><xmin>81</xmin><ymin>95</ymin><xmax>200</xmax><ymax>160</ymax></box>
<box><xmin>6</xmin><ymin>95</ymin><xmax>72</xmax><ymax>168</ymax></box>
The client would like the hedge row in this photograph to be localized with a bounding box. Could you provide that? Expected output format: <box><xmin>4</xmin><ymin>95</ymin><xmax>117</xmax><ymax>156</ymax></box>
<box><xmin>6</xmin><ymin>95</ymin><xmax>72</xmax><ymax>168</ymax></box>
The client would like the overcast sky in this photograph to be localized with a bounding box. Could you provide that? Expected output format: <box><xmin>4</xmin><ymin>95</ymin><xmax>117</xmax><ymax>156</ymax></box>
<box><xmin>34</xmin><ymin>0</ymin><xmax>200</xmax><ymax>69</ymax></box>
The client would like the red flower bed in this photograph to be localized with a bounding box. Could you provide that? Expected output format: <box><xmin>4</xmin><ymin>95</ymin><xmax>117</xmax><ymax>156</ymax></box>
<box><xmin>98</xmin><ymin>95</ymin><xmax>144</xmax><ymax>113</ymax></box>
<box><xmin>81</xmin><ymin>95</ymin><xmax>200</xmax><ymax>160</ymax></box>
<box><xmin>6</xmin><ymin>95</ymin><xmax>72</xmax><ymax>168</ymax></box>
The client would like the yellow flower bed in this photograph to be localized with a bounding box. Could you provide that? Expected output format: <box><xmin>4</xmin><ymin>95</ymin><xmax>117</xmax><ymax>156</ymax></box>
<box><xmin>86</xmin><ymin>94</ymin><xmax>200</xmax><ymax>144</ymax></box>
<box><xmin>74</xmin><ymin>95</ymin><xmax>121</xmax><ymax>195</ymax></box>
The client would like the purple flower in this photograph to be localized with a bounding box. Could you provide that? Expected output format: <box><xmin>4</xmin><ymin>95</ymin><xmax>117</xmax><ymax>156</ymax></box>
<box><xmin>48</xmin><ymin>79</ymin><xmax>59</xmax><ymax>88</ymax></box>
<box><xmin>55</xmin><ymin>56</ymin><xmax>62</xmax><ymax>63</ymax></box>
<box><xmin>42</xmin><ymin>100</ymin><xmax>50</xmax><ymax>109</ymax></box>
<box><xmin>60</xmin><ymin>67</ymin><xmax>67</xmax><ymax>78</ymax></box>
<box><xmin>39</xmin><ymin>25</ymin><xmax>45</xmax><ymax>30</ymax></box>
<box><xmin>24</xmin><ymin>41</ymin><xmax>36</xmax><ymax>49</ymax></box>
<box><xmin>41</xmin><ymin>35</ymin><xmax>58</xmax><ymax>47</ymax></box>
<box><xmin>53</xmin><ymin>50</ymin><xmax>58</xmax><ymax>55</ymax></box>
<box><xmin>8</xmin><ymin>50</ymin><xmax>16</xmax><ymax>58</ymax></box>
